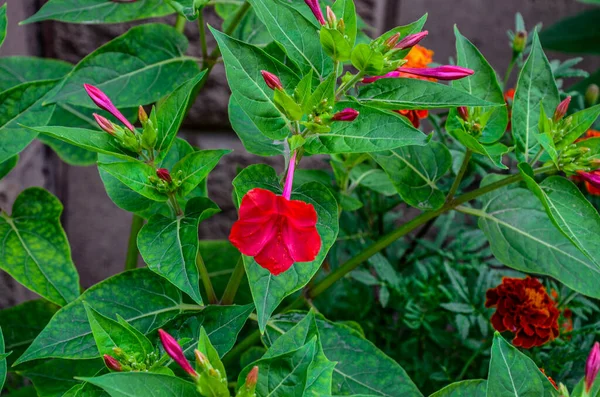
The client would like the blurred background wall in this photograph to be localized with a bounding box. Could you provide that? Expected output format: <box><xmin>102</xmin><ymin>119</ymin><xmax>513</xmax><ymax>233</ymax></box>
<box><xmin>1</xmin><ymin>0</ymin><xmax>599</xmax><ymax>306</ymax></box>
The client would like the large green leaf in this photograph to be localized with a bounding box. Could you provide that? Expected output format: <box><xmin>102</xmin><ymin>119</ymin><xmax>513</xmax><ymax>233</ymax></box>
<box><xmin>14</xmin><ymin>269</ymin><xmax>185</xmax><ymax>365</ymax></box>
<box><xmin>98</xmin><ymin>158</ymin><xmax>168</xmax><ymax>202</ymax></box>
<box><xmin>20</xmin><ymin>359</ymin><xmax>104</xmax><ymax>397</ymax></box>
<box><xmin>138</xmin><ymin>198</ymin><xmax>220</xmax><ymax>305</ymax></box>
<box><xmin>0</xmin><ymin>327</ymin><xmax>6</xmax><ymax>394</ymax></box>
<box><xmin>487</xmin><ymin>333</ymin><xmax>559</xmax><ymax>397</ymax></box>
<box><xmin>210</xmin><ymin>27</ymin><xmax>300</xmax><ymax>140</ymax></box>
<box><xmin>511</xmin><ymin>31</ymin><xmax>559</xmax><ymax>162</ymax></box>
<box><xmin>304</xmin><ymin>102</ymin><xmax>427</xmax><ymax>154</ymax></box>
<box><xmin>171</xmin><ymin>149</ymin><xmax>230</xmax><ymax>196</ymax></box>
<box><xmin>357</xmin><ymin>78</ymin><xmax>497</xmax><ymax>110</ymax></box>
<box><xmin>265</xmin><ymin>312</ymin><xmax>423</xmax><ymax>397</ymax></box>
<box><xmin>0</xmin><ymin>80</ymin><xmax>58</xmax><ymax>163</ymax></box>
<box><xmin>247</xmin><ymin>0</ymin><xmax>333</xmax><ymax>79</ymax></box>
<box><xmin>430</xmin><ymin>380</ymin><xmax>487</xmax><ymax>397</ymax></box>
<box><xmin>0</xmin><ymin>57</ymin><xmax>72</xmax><ymax>93</ymax></box>
<box><xmin>540</xmin><ymin>9</ymin><xmax>600</xmax><ymax>55</ymax></box>
<box><xmin>474</xmin><ymin>179</ymin><xmax>600</xmax><ymax>299</ymax></box>
<box><xmin>43</xmin><ymin>24</ymin><xmax>199</xmax><ymax>110</ymax></box>
<box><xmin>22</xmin><ymin>0</ymin><xmax>174</xmax><ymax>24</ymax></box>
<box><xmin>0</xmin><ymin>188</ymin><xmax>80</xmax><ymax>306</ymax></box>
<box><xmin>0</xmin><ymin>155</ymin><xmax>17</xmax><ymax>180</ymax></box>
<box><xmin>232</xmin><ymin>165</ymin><xmax>339</xmax><ymax>332</ymax></box>
<box><xmin>0</xmin><ymin>4</ymin><xmax>5</xmax><ymax>48</ymax></box>
<box><xmin>371</xmin><ymin>140</ymin><xmax>452</xmax><ymax>210</ymax></box>
<box><xmin>0</xmin><ymin>300</ymin><xmax>59</xmax><ymax>367</ymax></box>
<box><xmin>451</xmin><ymin>26</ymin><xmax>508</xmax><ymax>144</ymax></box>
<box><xmin>82</xmin><ymin>373</ymin><xmax>198</xmax><ymax>397</ymax></box>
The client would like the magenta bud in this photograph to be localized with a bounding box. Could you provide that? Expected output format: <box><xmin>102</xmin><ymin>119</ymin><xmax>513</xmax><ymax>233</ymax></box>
<box><xmin>156</xmin><ymin>168</ymin><xmax>172</xmax><ymax>183</ymax></box>
<box><xmin>362</xmin><ymin>71</ymin><xmax>402</xmax><ymax>84</ymax></box>
<box><xmin>458</xmin><ymin>106</ymin><xmax>469</xmax><ymax>121</ymax></box>
<box><xmin>586</xmin><ymin>342</ymin><xmax>600</xmax><ymax>392</ymax></box>
<box><xmin>304</xmin><ymin>0</ymin><xmax>326</xmax><ymax>25</ymax></box>
<box><xmin>93</xmin><ymin>113</ymin><xmax>116</xmax><ymax>136</ymax></box>
<box><xmin>396</xmin><ymin>65</ymin><xmax>474</xmax><ymax>81</ymax></box>
<box><xmin>553</xmin><ymin>96</ymin><xmax>571</xmax><ymax>122</ymax></box>
<box><xmin>578</xmin><ymin>171</ymin><xmax>600</xmax><ymax>190</ymax></box>
<box><xmin>395</xmin><ymin>31</ymin><xmax>429</xmax><ymax>50</ymax></box>
<box><xmin>84</xmin><ymin>84</ymin><xmax>136</xmax><ymax>132</ymax></box>
<box><xmin>261</xmin><ymin>70</ymin><xmax>284</xmax><ymax>91</ymax></box>
<box><xmin>332</xmin><ymin>108</ymin><xmax>360</xmax><ymax>121</ymax></box>
<box><xmin>103</xmin><ymin>355</ymin><xmax>122</xmax><ymax>372</ymax></box>
<box><xmin>158</xmin><ymin>329</ymin><xmax>197</xmax><ymax>378</ymax></box>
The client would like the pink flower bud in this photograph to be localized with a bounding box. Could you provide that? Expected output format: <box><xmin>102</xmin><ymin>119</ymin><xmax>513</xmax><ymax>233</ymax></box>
<box><xmin>553</xmin><ymin>96</ymin><xmax>571</xmax><ymax>122</ymax></box>
<box><xmin>458</xmin><ymin>106</ymin><xmax>469</xmax><ymax>121</ymax></box>
<box><xmin>103</xmin><ymin>355</ymin><xmax>122</xmax><ymax>372</ymax></box>
<box><xmin>194</xmin><ymin>349</ymin><xmax>210</xmax><ymax>370</ymax></box>
<box><xmin>384</xmin><ymin>33</ymin><xmax>401</xmax><ymax>50</ymax></box>
<box><xmin>246</xmin><ymin>366</ymin><xmax>259</xmax><ymax>388</ymax></box>
<box><xmin>304</xmin><ymin>0</ymin><xmax>326</xmax><ymax>25</ymax></box>
<box><xmin>332</xmin><ymin>108</ymin><xmax>360</xmax><ymax>122</ymax></box>
<box><xmin>138</xmin><ymin>106</ymin><xmax>148</xmax><ymax>126</ymax></box>
<box><xmin>84</xmin><ymin>84</ymin><xmax>135</xmax><ymax>132</ymax></box>
<box><xmin>395</xmin><ymin>31</ymin><xmax>429</xmax><ymax>50</ymax></box>
<box><xmin>93</xmin><ymin>113</ymin><xmax>116</xmax><ymax>136</ymax></box>
<box><xmin>261</xmin><ymin>70</ymin><xmax>283</xmax><ymax>91</ymax></box>
<box><xmin>363</xmin><ymin>71</ymin><xmax>402</xmax><ymax>84</ymax></box>
<box><xmin>158</xmin><ymin>329</ymin><xmax>197</xmax><ymax>378</ymax></box>
<box><xmin>586</xmin><ymin>342</ymin><xmax>600</xmax><ymax>392</ymax></box>
<box><xmin>578</xmin><ymin>171</ymin><xmax>600</xmax><ymax>190</ymax></box>
<box><xmin>326</xmin><ymin>6</ymin><xmax>336</xmax><ymax>26</ymax></box>
<box><xmin>282</xmin><ymin>151</ymin><xmax>297</xmax><ymax>201</ymax></box>
<box><xmin>156</xmin><ymin>168</ymin><xmax>172</xmax><ymax>183</ymax></box>
<box><xmin>395</xmin><ymin>65</ymin><xmax>474</xmax><ymax>81</ymax></box>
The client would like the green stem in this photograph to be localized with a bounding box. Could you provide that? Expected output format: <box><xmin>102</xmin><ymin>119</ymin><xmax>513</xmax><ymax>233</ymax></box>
<box><xmin>174</xmin><ymin>15</ymin><xmax>186</xmax><ymax>34</ymax></box>
<box><xmin>196</xmin><ymin>251</ymin><xmax>218</xmax><ymax>304</ymax></box>
<box><xmin>125</xmin><ymin>214</ymin><xmax>144</xmax><ymax>271</ymax></box>
<box><xmin>335</xmin><ymin>72</ymin><xmax>365</xmax><ymax>98</ymax></box>
<box><xmin>220</xmin><ymin>257</ymin><xmax>246</xmax><ymax>305</ymax></box>
<box><xmin>503</xmin><ymin>56</ymin><xmax>517</xmax><ymax>88</ymax></box>
<box><xmin>529</xmin><ymin>148</ymin><xmax>544</xmax><ymax>165</ymax></box>
<box><xmin>198</xmin><ymin>11</ymin><xmax>208</xmax><ymax>61</ymax></box>
<box><xmin>446</xmin><ymin>149</ymin><xmax>472</xmax><ymax>203</ymax></box>
<box><xmin>457</xmin><ymin>344</ymin><xmax>486</xmax><ymax>380</ymax></box>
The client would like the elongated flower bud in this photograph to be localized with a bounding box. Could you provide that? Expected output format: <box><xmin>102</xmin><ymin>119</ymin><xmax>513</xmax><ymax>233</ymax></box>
<box><xmin>458</xmin><ymin>106</ymin><xmax>469</xmax><ymax>121</ymax></box>
<box><xmin>304</xmin><ymin>0</ymin><xmax>326</xmax><ymax>25</ymax></box>
<box><xmin>261</xmin><ymin>70</ymin><xmax>283</xmax><ymax>91</ymax></box>
<box><xmin>84</xmin><ymin>84</ymin><xmax>135</xmax><ymax>132</ymax></box>
<box><xmin>158</xmin><ymin>329</ymin><xmax>198</xmax><ymax>378</ymax></box>
<box><xmin>156</xmin><ymin>168</ymin><xmax>172</xmax><ymax>183</ymax></box>
<box><xmin>194</xmin><ymin>349</ymin><xmax>210</xmax><ymax>370</ymax></box>
<box><xmin>586</xmin><ymin>84</ymin><xmax>599</xmax><ymax>107</ymax></box>
<box><xmin>246</xmin><ymin>366</ymin><xmax>259</xmax><ymax>387</ymax></box>
<box><xmin>93</xmin><ymin>113</ymin><xmax>116</xmax><ymax>136</ymax></box>
<box><xmin>282</xmin><ymin>151</ymin><xmax>297</xmax><ymax>201</ymax></box>
<box><xmin>384</xmin><ymin>33</ymin><xmax>401</xmax><ymax>50</ymax></box>
<box><xmin>396</xmin><ymin>65</ymin><xmax>474</xmax><ymax>80</ymax></box>
<box><xmin>103</xmin><ymin>354</ymin><xmax>122</xmax><ymax>372</ymax></box>
<box><xmin>138</xmin><ymin>106</ymin><xmax>148</xmax><ymax>126</ymax></box>
<box><xmin>553</xmin><ymin>96</ymin><xmax>571</xmax><ymax>122</ymax></box>
<box><xmin>586</xmin><ymin>342</ymin><xmax>600</xmax><ymax>392</ymax></box>
<box><xmin>326</xmin><ymin>6</ymin><xmax>336</xmax><ymax>27</ymax></box>
<box><xmin>332</xmin><ymin>108</ymin><xmax>359</xmax><ymax>121</ymax></box>
<box><xmin>513</xmin><ymin>31</ymin><xmax>527</xmax><ymax>53</ymax></box>
<box><xmin>395</xmin><ymin>31</ymin><xmax>429</xmax><ymax>50</ymax></box>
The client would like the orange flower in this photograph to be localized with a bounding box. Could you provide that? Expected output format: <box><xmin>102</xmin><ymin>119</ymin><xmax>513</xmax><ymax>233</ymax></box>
<box><xmin>584</xmin><ymin>129</ymin><xmax>600</xmax><ymax>139</ymax></box>
<box><xmin>486</xmin><ymin>277</ymin><xmax>560</xmax><ymax>349</ymax></box>
<box><xmin>396</xmin><ymin>109</ymin><xmax>429</xmax><ymax>128</ymax></box>
<box><xmin>403</xmin><ymin>44</ymin><xmax>434</xmax><ymax>68</ymax></box>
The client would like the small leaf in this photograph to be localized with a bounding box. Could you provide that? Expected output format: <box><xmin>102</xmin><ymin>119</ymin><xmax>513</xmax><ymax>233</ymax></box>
<box><xmin>82</xmin><ymin>373</ymin><xmax>198</xmax><ymax>397</ymax></box>
<box><xmin>320</xmin><ymin>28</ymin><xmax>352</xmax><ymax>62</ymax></box>
<box><xmin>98</xmin><ymin>158</ymin><xmax>168</xmax><ymax>202</ymax></box>
<box><xmin>440</xmin><ymin>302</ymin><xmax>474</xmax><ymax>314</ymax></box>
<box><xmin>331</xmin><ymin>0</ymin><xmax>357</xmax><ymax>46</ymax></box>
<box><xmin>430</xmin><ymin>380</ymin><xmax>487</xmax><ymax>397</ymax></box>
<box><xmin>172</xmin><ymin>150</ymin><xmax>230</xmax><ymax>196</ymax></box>
<box><xmin>0</xmin><ymin>155</ymin><xmax>17</xmax><ymax>180</ymax></box>
<box><xmin>447</xmin><ymin>127</ymin><xmax>509</xmax><ymax>169</ymax></box>
<box><xmin>351</xmin><ymin>44</ymin><xmax>384</xmax><ymax>74</ymax></box>
<box><xmin>556</xmin><ymin>103</ymin><xmax>600</xmax><ymax>150</ymax></box>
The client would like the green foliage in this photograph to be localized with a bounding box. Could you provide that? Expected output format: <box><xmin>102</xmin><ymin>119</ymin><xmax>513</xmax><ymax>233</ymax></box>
<box><xmin>0</xmin><ymin>57</ymin><xmax>72</xmax><ymax>92</ymax></box>
<box><xmin>82</xmin><ymin>373</ymin><xmax>198</xmax><ymax>397</ymax></box>
<box><xmin>430</xmin><ymin>380</ymin><xmax>487</xmax><ymax>397</ymax></box>
<box><xmin>540</xmin><ymin>8</ymin><xmax>600</xmax><ymax>55</ymax></box>
<box><xmin>0</xmin><ymin>327</ymin><xmax>6</xmax><ymax>394</ymax></box>
<box><xmin>0</xmin><ymin>155</ymin><xmax>17</xmax><ymax>179</ymax></box>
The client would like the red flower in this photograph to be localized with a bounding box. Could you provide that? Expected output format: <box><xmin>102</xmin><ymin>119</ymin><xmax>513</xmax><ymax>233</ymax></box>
<box><xmin>396</xmin><ymin>109</ymin><xmax>429</xmax><ymax>128</ymax></box>
<box><xmin>485</xmin><ymin>277</ymin><xmax>560</xmax><ymax>349</ymax></box>
<box><xmin>229</xmin><ymin>152</ymin><xmax>322</xmax><ymax>275</ymax></box>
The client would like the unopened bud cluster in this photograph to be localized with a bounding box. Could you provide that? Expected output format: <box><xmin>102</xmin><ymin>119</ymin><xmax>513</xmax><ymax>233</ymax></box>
<box><xmin>456</xmin><ymin>106</ymin><xmax>482</xmax><ymax>137</ymax></box>
<box><xmin>103</xmin><ymin>347</ymin><xmax>158</xmax><ymax>373</ymax></box>
<box><xmin>148</xmin><ymin>168</ymin><xmax>183</xmax><ymax>193</ymax></box>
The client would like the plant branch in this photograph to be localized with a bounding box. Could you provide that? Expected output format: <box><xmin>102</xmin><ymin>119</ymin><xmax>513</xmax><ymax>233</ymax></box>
<box><xmin>220</xmin><ymin>257</ymin><xmax>246</xmax><ymax>305</ymax></box>
<box><xmin>125</xmin><ymin>214</ymin><xmax>144</xmax><ymax>271</ymax></box>
<box><xmin>446</xmin><ymin>149</ymin><xmax>472</xmax><ymax>203</ymax></box>
<box><xmin>503</xmin><ymin>56</ymin><xmax>517</xmax><ymax>88</ymax></box>
<box><xmin>196</xmin><ymin>250</ymin><xmax>218</xmax><ymax>304</ymax></box>
<box><xmin>175</xmin><ymin>15</ymin><xmax>186</xmax><ymax>34</ymax></box>
<box><xmin>198</xmin><ymin>11</ymin><xmax>209</xmax><ymax>61</ymax></box>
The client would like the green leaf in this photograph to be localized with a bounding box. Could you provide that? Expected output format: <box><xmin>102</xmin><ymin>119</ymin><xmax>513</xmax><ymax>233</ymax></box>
<box><xmin>305</xmin><ymin>73</ymin><xmax>336</xmax><ymax>115</ymax></box>
<box><xmin>358</xmin><ymin>78</ymin><xmax>497</xmax><ymax>110</ymax></box>
<box><xmin>247</xmin><ymin>0</ymin><xmax>333</xmax><ymax>79</ymax></box>
<box><xmin>15</xmin><ymin>269</ymin><xmax>185</xmax><ymax>365</ymax></box>
<box><xmin>519</xmin><ymin>164</ymin><xmax>600</xmax><ymax>269</ymax></box>
<box><xmin>452</xmin><ymin>26</ymin><xmax>508</xmax><ymax>144</ymax></box>
<box><xmin>172</xmin><ymin>149</ymin><xmax>230</xmax><ymax>196</ymax></box>
<box><xmin>84</xmin><ymin>302</ymin><xmax>153</xmax><ymax>359</ymax></box>
<box><xmin>228</xmin><ymin>96</ymin><xmax>285</xmax><ymax>157</ymax></box>
<box><xmin>210</xmin><ymin>27</ymin><xmax>300</xmax><ymax>140</ymax></box>
<box><xmin>82</xmin><ymin>373</ymin><xmax>198</xmax><ymax>397</ymax></box>
<box><xmin>556</xmin><ymin>103</ymin><xmax>600</xmax><ymax>150</ymax></box>
<box><xmin>448</xmin><ymin>128</ymin><xmax>509</xmax><ymax>169</ymax></box>
<box><xmin>487</xmin><ymin>333</ymin><xmax>559</xmax><ymax>397</ymax></box>
<box><xmin>0</xmin><ymin>80</ymin><xmax>58</xmax><ymax>163</ymax></box>
<box><xmin>22</xmin><ymin>0</ymin><xmax>174</xmax><ymax>24</ymax></box>
<box><xmin>430</xmin><ymin>380</ymin><xmax>487</xmax><ymax>397</ymax></box>
<box><xmin>0</xmin><ymin>327</ymin><xmax>6</xmax><ymax>394</ymax></box>
<box><xmin>321</xmin><ymin>28</ymin><xmax>352</xmax><ymax>61</ymax></box>
<box><xmin>0</xmin><ymin>57</ymin><xmax>72</xmax><ymax>93</ymax></box>
<box><xmin>0</xmin><ymin>4</ymin><xmax>6</xmax><ymax>49</ymax></box>
<box><xmin>138</xmin><ymin>197</ymin><xmax>220</xmax><ymax>305</ymax></box>
<box><xmin>194</xmin><ymin>327</ymin><xmax>230</xmax><ymax>397</ymax></box>
<box><xmin>349</xmin><ymin>164</ymin><xmax>396</xmax><ymax>196</ymax></box>
<box><xmin>62</xmin><ymin>382</ymin><xmax>109</xmax><ymax>397</ymax></box>
<box><xmin>154</xmin><ymin>71</ymin><xmax>207</xmax><ymax>162</ymax></box>
<box><xmin>0</xmin><ymin>155</ymin><xmax>17</xmax><ymax>180</ymax></box>
<box><xmin>331</xmin><ymin>0</ymin><xmax>357</xmax><ymax>47</ymax></box>
<box><xmin>98</xmin><ymin>158</ymin><xmax>168</xmax><ymax>202</ymax></box>
<box><xmin>232</xmin><ymin>165</ymin><xmax>339</xmax><ymax>332</ymax></box>
<box><xmin>371</xmin><ymin>140</ymin><xmax>452</xmax><ymax>210</ymax></box>
<box><xmin>20</xmin><ymin>358</ymin><xmax>105</xmax><ymax>397</ymax></box>
<box><xmin>222</xmin><ymin>6</ymin><xmax>271</xmax><ymax>47</ymax></box>
<box><xmin>265</xmin><ymin>312</ymin><xmax>423</xmax><ymax>397</ymax></box>
<box><xmin>0</xmin><ymin>300</ymin><xmax>59</xmax><ymax>367</ymax></box>
<box><xmin>351</xmin><ymin>44</ymin><xmax>384</xmax><ymax>75</ymax></box>
<box><xmin>0</xmin><ymin>188</ymin><xmax>80</xmax><ymax>306</ymax></box>
<box><xmin>540</xmin><ymin>9</ymin><xmax>600</xmax><ymax>55</ymax></box>
<box><xmin>304</xmin><ymin>102</ymin><xmax>427</xmax><ymax>154</ymax></box>
<box><xmin>43</xmin><ymin>24</ymin><xmax>199</xmax><ymax>110</ymax></box>
<box><xmin>512</xmin><ymin>31</ymin><xmax>559</xmax><ymax>162</ymax></box>
<box><xmin>474</xmin><ymin>179</ymin><xmax>600</xmax><ymax>299</ymax></box>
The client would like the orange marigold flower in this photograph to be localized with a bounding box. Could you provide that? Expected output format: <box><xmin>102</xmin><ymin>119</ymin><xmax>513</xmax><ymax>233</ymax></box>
<box><xmin>540</xmin><ymin>368</ymin><xmax>559</xmax><ymax>390</ymax></box>
<box><xmin>396</xmin><ymin>109</ymin><xmax>429</xmax><ymax>128</ymax></box>
<box><xmin>403</xmin><ymin>44</ymin><xmax>434</xmax><ymax>68</ymax></box>
<box><xmin>585</xmin><ymin>129</ymin><xmax>600</xmax><ymax>139</ymax></box>
<box><xmin>485</xmin><ymin>277</ymin><xmax>560</xmax><ymax>349</ymax></box>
